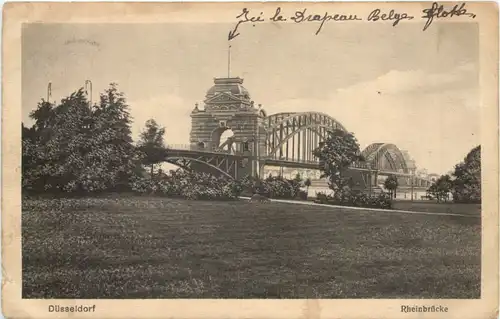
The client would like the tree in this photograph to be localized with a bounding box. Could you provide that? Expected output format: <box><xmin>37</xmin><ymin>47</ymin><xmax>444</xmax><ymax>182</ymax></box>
<box><xmin>293</xmin><ymin>173</ymin><xmax>303</xmax><ymax>184</ymax></box>
<box><xmin>312</xmin><ymin>129</ymin><xmax>364</xmax><ymax>194</ymax></box>
<box><xmin>22</xmin><ymin>89</ymin><xmax>94</xmax><ymax>192</ymax></box>
<box><xmin>304</xmin><ymin>178</ymin><xmax>312</xmax><ymax>193</ymax></box>
<box><xmin>384</xmin><ymin>175</ymin><xmax>399</xmax><ymax>198</ymax></box>
<box><xmin>85</xmin><ymin>83</ymin><xmax>140</xmax><ymax>191</ymax></box>
<box><xmin>452</xmin><ymin>145</ymin><xmax>481</xmax><ymax>203</ymax></box>
<box><xmin>137</xmin><ymin>119</ymin><xmax>167</xmax><ymax>177</ymax></box>
<box><xmin>22</xmin><ymin>84</ymin><xmax>141</xmax><ymax>193</ymax></box>
<box><xmin>427</xmin><ymin>174</ymin><xmax>453</xmax><ymax>203</ymax></box>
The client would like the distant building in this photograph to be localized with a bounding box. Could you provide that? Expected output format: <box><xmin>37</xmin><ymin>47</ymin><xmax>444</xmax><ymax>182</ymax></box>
<box><xmin>427</xmin><ymin>173</ymin><xmax>440</xmax><ymax>182</ymax></box>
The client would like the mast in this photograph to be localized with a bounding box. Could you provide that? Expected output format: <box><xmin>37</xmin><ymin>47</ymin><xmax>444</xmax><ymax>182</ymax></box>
<box><xmin>228</xmin><ymin>43</ymin><xmax>231</xmax><ymax>78</ymax></box>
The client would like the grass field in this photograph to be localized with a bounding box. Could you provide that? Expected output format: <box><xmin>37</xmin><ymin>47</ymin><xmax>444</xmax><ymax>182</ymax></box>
<box><xmin>393</xmin><ymin>200</ymin><xmax>481</xmax><ymax>216</ymax></box>
<box><xmin>22</xmin><ymin>196</ymin><xmax>481</xmax><ymax>299</ymax></box>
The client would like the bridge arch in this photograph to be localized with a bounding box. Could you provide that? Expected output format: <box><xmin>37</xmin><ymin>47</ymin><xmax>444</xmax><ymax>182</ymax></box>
<box><xmin>361</xmin><ymin>143</ymin><xmax>409</xmax><ymax>174</ymax></box>
<box><xmin>164</xmin><ymin>156</ymin><xmax>235</xmax><ymax>179</ymax></box>
<box><xmin>265</xmin><ymin>112</ymin><xmax>348</xmax><ymax>162</ymax></box>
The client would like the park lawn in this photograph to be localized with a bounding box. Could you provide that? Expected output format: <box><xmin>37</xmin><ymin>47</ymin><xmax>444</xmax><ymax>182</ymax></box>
<box><xmin>22</xmin><ymin>196</ymin><xmax>481</xmax><ymax>299</ymax></box>
<box><xmin>393</xmin><ymin>200</ymin><xmax>481</xmax><ymax>216</ymax></box>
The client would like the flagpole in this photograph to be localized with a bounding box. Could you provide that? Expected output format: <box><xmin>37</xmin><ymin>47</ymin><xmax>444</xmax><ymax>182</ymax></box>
<box><xmin>228</xmin><ymin>43</ymin><xmax>231</xmax><ymax>78</ymax></box>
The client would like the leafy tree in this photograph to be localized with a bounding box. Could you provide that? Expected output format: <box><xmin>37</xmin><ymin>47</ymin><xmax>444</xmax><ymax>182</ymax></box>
<box><xmin>452</xmin><ymin>145</ymin><xmax>481</xmax><ymax>203</ymax></box>
<box><xmin>137</xmin><ymin>119</ymin><xmax>167</xmax><ymax>177</ymax></box>
<box><xmin>293</xmin><ymin>173</ymin><xmax>303</xmax><ymax>184</ymax></box>
<box><xmin>28</xmin><ymin>100</ymin><xmax>57</xmax><ymax>140</ymax></box>
<box><xmin>22</xmin><ymin>89</ymin><xmax>93</xmax><ymax>192</ymax></box>
<box><xmin>22</xmin><ymin>84</ymin><xmax>141</xmax><ymax>193</ymax></box>
<box><xmin>384</xmin><ymin>175</ymin><xmax>399</xmax><ymax>198</ymax></box>
<box><xmin>87</xmin><ymin>83</ymin><xmax>140</xmax><ymax>190</ymax></box>
<box><xmin>312</xmin><ymin>129</ymin><xmax>364</xmax><ymax>194</ymax></box>
<box><xmin>304</xmin><ymin>178</ymin><xmax>312</xmax><ymax>193</ymax></box>
<box><xmin>427</xmin><ymin>174</ymin><xmax>453</xmax><ymax>203</ymax></box>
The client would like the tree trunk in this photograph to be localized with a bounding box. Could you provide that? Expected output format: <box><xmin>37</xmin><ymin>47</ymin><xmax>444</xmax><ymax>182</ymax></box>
<box><xmin>150</xmin><ymin>164</ymin><xmax>154</xmax><ymax>179</ymax></box>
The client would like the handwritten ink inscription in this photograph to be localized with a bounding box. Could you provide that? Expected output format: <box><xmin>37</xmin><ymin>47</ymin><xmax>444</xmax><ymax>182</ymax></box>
<box><xmin>228</xmin><ymin>8</ymin><xmax>265</xmax><ymax>40</ymax></box>
<box><xmin>290</xmin><ymin>9</ymin><xmax>362</xmax><ymax>35</ymax></box>
<box><xmin>228</xmin><ymin>2</ymin><xmax>476</xmax><ymax>40</ymax></box>
<box><xmin>367</xmin><ymin>9</ymin><xmax>414</xmax><ymax>27</ymax></box>
<box><xmin>422</xmin><ymin>2</ymin><xmax>476</xmax><ymax>31</ymax></box>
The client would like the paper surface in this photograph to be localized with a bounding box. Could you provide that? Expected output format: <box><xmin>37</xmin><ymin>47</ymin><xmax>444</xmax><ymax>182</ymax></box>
<box><xmin>2</xmin><ymin>2</ymin><xmax>499</xmax><ymax>318</ymax></box>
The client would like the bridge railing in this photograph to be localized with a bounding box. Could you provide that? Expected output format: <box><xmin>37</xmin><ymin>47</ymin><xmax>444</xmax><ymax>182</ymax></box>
<box><xmin>167</xmin><ymin>144</ymin><xmax>236</xmax><ymax>154</ymax></box>
<box><xmin>166</xmin><ymin>144</ymin><xmax>192</xmax><ymax>150</ymax></box>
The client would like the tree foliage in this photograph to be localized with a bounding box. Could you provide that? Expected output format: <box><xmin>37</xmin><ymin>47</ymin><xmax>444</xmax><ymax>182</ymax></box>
<box><xmin>22</xmin><ymin>84</ymin><xmax>141</xmax><ymax>193</ymax></box>
<box><xmin>427</xmin><ymin>174</ymin><xmax>453</xmax><ymax>202</ymax></box>
<box><xmin>312</xmin><ymin>129</ymin><xmax>364</xmax><ymax>193</ymax></box>
<box><xmin>304</xmin><ymin>178</ymin><xmax>312</xmax><ymax>192</ymax></box>
<box><xmin>384</xmin><ymin>175</ymin><xmax>399</xmax><ymax>198</ymax></box>
<box><xmin>451</xmin><ymin>145</ymin><xmax>481</xmax><ymax>203</ymax></box>
<box><xmin>137</xmin><ymin>119</ymin><xmax>168</xmax><ymax>176</ymax></box>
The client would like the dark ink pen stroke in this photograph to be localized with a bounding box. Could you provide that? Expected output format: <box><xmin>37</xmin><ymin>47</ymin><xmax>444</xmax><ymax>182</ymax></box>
<box><xmin>422</xmin><ymin>2</ymin><xmax>476</xmax><ymax>31</ymax></box>
<box><xmin>229</xmin><ymin>8</ymin><xmax>265</xmax><ymax>41</ymax></box>
<box><xmin>290</xmin><ymin>9</ymin><xmax>361</xmax><ymax>35</ymax></box>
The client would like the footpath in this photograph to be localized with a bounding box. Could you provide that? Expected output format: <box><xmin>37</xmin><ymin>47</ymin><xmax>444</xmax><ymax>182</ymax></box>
<box><xmin>238</xmin><ymin>197</ymin><xmax>479</xmax><ymax>218</ymax></box>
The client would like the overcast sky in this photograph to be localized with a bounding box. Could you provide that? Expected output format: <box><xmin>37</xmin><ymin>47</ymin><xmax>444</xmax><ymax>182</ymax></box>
<box><xmin>22</xmin><ymin>22</ymin><xmax>479</xmax><ymax>174</ymax></box>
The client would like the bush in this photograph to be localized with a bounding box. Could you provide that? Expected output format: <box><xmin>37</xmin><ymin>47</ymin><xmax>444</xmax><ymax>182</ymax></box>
<box><xmin>452</xmin><ymin>184</ymin><xmax>481</xmax><ymax>204</ymax></box>
<box><xmin>240</xmin><ymin>175</ymin><xmax>304</xmax><ymax>200</ymax></box>
<box><xmin>314</xmin><ymin>191</ymin><xmax>392</xmax><ymax>209</ymax></box>
<box><xmin>129</xmin><ymin>169</ymin><xmax>240</xmax><ymax>201</ymax></box>
<box><xmin>297</xmin><ymin>190</ymin><xmax>308</xmax><ymax>200</ymax></box>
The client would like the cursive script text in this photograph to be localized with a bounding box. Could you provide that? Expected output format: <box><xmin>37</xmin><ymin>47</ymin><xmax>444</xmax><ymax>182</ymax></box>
<box><xmin>291</xmin><ymin>9</ymin><xmax>362</xmax><ymax>35</ymax></box>
<box><xmin>228</xmin><ymin>8</ymin><xmax>265</xmax><ymax>40</ymax></box>
<box><xmin>422</xmin><ymin>2</ymin><xmax>476</xmax><ymax>31</ymax></box>
<box><xmin>367</xmin><ymin>9</ymin><xmax>414</xmax><ymax>26</ymax></box>
<box><xmin>227</xmin><ymin>3</ymin><xmax>479</xmax><ymax>40</ymax></box>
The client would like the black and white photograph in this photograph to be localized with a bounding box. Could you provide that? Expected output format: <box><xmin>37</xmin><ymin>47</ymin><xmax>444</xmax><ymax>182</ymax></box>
<box><xmin>2</xmin><ymin>1</ymin><xmax>499</xmax><ymax>318</ymax></box>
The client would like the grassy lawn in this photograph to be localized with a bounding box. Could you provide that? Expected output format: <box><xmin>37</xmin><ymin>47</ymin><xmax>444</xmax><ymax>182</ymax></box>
<box><xmin>22</xmin><ymin>196</ymin><xmax>481</xmax><ymax>299</ymax></box>
<box><xmin>393</xmin><ymin>200</ymin><xmax>481</xmax><ymax>216</ymax></box>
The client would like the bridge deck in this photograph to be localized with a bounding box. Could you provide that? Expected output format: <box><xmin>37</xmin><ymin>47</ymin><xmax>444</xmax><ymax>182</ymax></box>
<box><xmin>166</xmin><ymin>147</ymin><xmax>431</xmax><ymax>185</ymax></box>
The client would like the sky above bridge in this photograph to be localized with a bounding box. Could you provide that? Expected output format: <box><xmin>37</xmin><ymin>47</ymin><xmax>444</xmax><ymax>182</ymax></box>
<box><xmin>22</xmin><ymin>21</ymin><xmax>479</xmax><ymax>175</ymax></box>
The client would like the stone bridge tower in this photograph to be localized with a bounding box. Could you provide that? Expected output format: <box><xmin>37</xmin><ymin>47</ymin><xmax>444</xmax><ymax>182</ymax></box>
<box><xmin>189</xmin><ymin>77</ymin><xmax>267</xmax><ymax>177</ymax></box>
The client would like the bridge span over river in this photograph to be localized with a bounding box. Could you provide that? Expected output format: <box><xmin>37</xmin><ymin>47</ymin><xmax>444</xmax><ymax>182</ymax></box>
<box><xmin>164</xmin><ymin>77</ymin><xmax>434</xmax><ymax>191</ymax></box>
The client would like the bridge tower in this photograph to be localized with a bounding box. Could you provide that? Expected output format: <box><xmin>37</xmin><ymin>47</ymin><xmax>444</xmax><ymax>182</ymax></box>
<box><xmin>189</xmin><ymin>77</ymin><xmax>267</xmax><ymax>178</ymax></box>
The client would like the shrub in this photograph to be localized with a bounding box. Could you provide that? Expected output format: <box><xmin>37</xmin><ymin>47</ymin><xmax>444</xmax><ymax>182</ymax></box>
<box><xmin>297</xmin><ymin>190</ymin><xmax>308</xmax><ymax>200</ymax></box>
<box><xmin>315</xmin><ymin>191</ymin><xmax>330</xmax><ymax>203</ymax></box>
<box><xmin>241</xmin><ymin>175</ymin><xmax>304</xmax><ymax>200</ymax></box>
<box><xmin>129</xmin><ymin>169</ymin><xmax>240</xmax><ymax>201</ymax></box>
<box><xmin>314</xmin><ymin>190</ymin><xmax>392</xmax><ymax>209</ymax></box>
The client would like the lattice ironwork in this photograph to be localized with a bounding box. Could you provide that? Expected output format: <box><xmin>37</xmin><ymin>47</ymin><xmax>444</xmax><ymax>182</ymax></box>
<box><xmin>361</xmin><ymin>143</ymin><xmax>410</xmax><ymax>174</ymax></box>
<box><xmin>265</xmin><ymin>112</ymin><xmax>347</xmax><ymax>164</ymax></box>
<box><xmin>164</xmin><ymin>150</ymin><xmax>243</xmax><ymax>179</ymax></box>
<box><xmin>165</xmin><ymin>112</ymin><xmax>435</xmax><ymax>189</ymax></box>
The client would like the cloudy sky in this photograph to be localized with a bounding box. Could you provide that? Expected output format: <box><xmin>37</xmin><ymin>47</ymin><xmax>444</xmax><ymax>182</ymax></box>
<box><xmin>22</xmin><ymin>22</ymin><xmax>479</xmax><ymax>174</ymax></box>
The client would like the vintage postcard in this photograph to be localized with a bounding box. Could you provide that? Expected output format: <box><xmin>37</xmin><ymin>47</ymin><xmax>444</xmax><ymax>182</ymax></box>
<box><xmin>2</xmin><ymin>1</ymin><xmax>499</xmax><ymax>319</ymax></box>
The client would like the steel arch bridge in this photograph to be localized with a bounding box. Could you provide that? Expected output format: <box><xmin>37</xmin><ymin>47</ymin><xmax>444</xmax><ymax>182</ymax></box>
<box><xmin>264</xmin><ymin>112</ymin><xmax>348</xmax><ymax>164</ymax></box>
<box><xmin>361</xmin><ymin>143</ymin><xmax>410</xmax><ymax>175</ymax></box>
<box><xmin>165</xmin><ymin>110</ymin><xmax>432</xmax><ymax>189</ymax></box>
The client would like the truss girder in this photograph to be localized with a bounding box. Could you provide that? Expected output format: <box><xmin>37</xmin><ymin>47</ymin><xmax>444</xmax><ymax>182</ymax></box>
<box><xmin>265</xmin><ymin>112</ymin><xmax>348</xmax><ymax>164</ymax></box>
<box><xmin>164</xmin><ymin>153</ymin><xmax>238</xmax><ymax>179</ymax></box>
<box><xmin>361</xmin><ymin>143</ymin><xmax>409</xmax><ymax>174</ymax></box>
